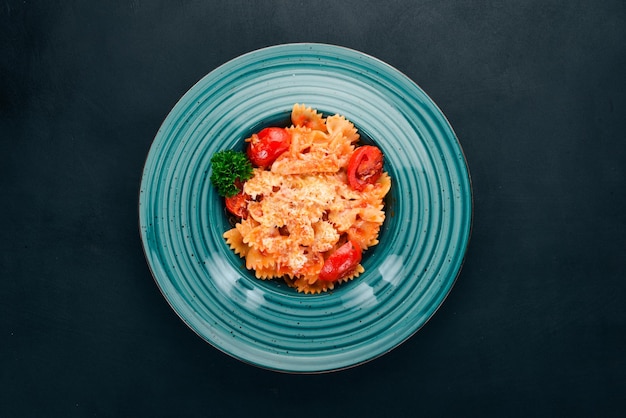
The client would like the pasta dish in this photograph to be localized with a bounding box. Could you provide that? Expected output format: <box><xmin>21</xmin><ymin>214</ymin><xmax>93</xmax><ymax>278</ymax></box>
<box><xmin>217</xmin><ymin>104</ymin><xmax>391</xmax><ymax>293</ymax></box>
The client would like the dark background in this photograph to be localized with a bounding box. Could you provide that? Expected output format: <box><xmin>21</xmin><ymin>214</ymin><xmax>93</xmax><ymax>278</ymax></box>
<box><xmin>2</xmin><ymin>0</ymin><xmax>625</xmax><ymax>416</ymax></box>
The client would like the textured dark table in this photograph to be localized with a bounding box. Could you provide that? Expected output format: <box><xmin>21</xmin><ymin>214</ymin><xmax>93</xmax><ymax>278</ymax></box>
<box><xmin>2</xmin><ymin>1</ymin><xmax>625</xmax><ymax>416</ymax></box>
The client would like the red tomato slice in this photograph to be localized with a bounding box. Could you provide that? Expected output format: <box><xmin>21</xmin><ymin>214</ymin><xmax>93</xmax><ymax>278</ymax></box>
<box><xmin>246</xmin><ymin>127</ymin><xmax>291</xmax><ymax>168</ymax></box>
<box><xmin>318</xmin><ymin>240</ymin><xmax>362</xmax><ymax>282</ymax></box>
<box><xmin>347</xmin><ymin>145</ymin><xmax>384</xmax><ymax>191</ymax></box>
<box><xmin>225</xmin><ymin>191</ymin><xmax>250</xmax><ymax>218</ymax></box>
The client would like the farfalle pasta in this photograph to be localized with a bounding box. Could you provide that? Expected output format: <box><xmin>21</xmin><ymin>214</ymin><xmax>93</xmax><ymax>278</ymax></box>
<box><xmin>222</xmin><ymin>104</ymin><xmax>391</xmax><ymax>293</ymax></box>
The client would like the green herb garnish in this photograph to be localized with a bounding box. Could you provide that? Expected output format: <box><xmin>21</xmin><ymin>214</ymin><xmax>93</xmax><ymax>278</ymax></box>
<box><xmin>210</xmin><ymin>150</ymin><xmax>253</xmax><ymax>197</ymax></box>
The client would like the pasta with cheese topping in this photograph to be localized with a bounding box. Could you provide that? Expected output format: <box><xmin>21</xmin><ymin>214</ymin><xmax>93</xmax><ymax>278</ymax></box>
<box><xmin>223</xmin><ymin>104</ymin><xmax>391</xmax><ymax>293</ymax></box>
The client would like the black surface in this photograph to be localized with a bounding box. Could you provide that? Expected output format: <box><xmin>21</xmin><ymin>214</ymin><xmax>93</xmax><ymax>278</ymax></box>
<box><xmin>2</xmin><ymin>1</ymin><xmax>625</xmax><ymax>416</ymax></box>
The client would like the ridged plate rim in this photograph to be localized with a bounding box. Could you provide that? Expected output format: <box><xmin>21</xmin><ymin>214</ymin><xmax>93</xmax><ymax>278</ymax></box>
<box><xmin>139</xmin><ymin>43</ymin><xmax>473</xmax><ymax>373</ymax></box>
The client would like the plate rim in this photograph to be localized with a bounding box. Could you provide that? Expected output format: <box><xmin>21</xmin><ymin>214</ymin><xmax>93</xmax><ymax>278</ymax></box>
<box><xmin>138</xmin><ymin>42</ymin><xmax>474</xmax><ymax>373</ymax></box>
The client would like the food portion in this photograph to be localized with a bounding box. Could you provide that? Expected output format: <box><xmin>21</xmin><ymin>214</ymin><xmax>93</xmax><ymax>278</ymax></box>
<box><xmin>211</xmin><ymin>104</ymin><xmax>391</xmax><ymax>293</ymax></box>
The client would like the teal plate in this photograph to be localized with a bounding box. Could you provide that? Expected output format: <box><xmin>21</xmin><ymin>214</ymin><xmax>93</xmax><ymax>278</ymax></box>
<box><xmin>139</xmin><ymin>43</ymin><xmax>472</xmax><ymax>373</ymax></box>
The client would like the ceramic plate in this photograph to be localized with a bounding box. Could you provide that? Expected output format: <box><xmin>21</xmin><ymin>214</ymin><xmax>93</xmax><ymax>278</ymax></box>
<box><xmin>139</xmin><ymin>43</ymin><xmax>472</xmax><ymax>373</ymax></box>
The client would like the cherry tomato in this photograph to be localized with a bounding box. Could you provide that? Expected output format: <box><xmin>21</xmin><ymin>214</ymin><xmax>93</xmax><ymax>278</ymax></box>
<box><xmin>225</xmin><ymin>191</ymin><xmax>250</xmax><ymax>218</ymax></box>
<box><xmin>347</xmin><ymin>145</ymin><xmax>384</xmax><ymax>191</ymax></box>
<box><xmin>246</xmin><ymin>127</ymin><xmax>291</xmax><ymax>168</ymax></box>
<box><xmin>318</xmin><ymin>240</ymin><xmax>362</xmax><ymax>282</ymax></box>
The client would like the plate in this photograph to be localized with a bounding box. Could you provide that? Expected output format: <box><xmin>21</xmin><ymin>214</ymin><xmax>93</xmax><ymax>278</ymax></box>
<box><xmin>139</xmin><ymin>43</ymin><xmax>472</xmax><ymax>373</ymax></box>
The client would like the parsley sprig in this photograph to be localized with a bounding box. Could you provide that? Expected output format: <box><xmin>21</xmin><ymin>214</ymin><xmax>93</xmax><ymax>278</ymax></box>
<box><xmin>210</xmin><ymin>150</ymin><xmax>253</xmax><ymax>197</ymax></box>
